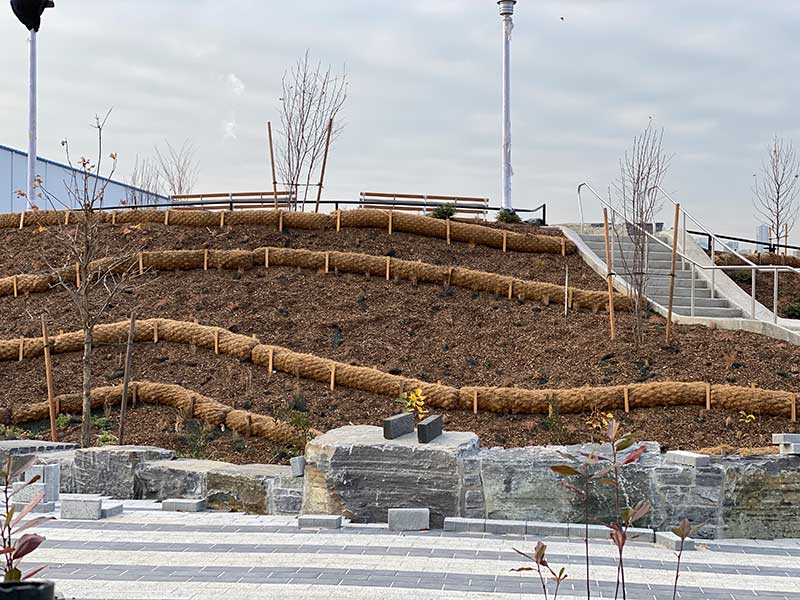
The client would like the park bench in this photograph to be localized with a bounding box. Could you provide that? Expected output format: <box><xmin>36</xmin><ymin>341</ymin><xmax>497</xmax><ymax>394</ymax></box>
<box><xmin>170</xmin><ymin>191</ymin><xmax>294</xmax><ymax>211</ymax></box>
<box><xmin>358</xmin><ymin>192</ymin><xmax>489</xmax><ymax>219</ymax></box>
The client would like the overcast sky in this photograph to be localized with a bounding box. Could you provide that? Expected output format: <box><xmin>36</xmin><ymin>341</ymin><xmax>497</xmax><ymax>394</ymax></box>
<box><xmin>1</xmin><ymin>0</ymin><xmax>799</xmax><ymax>240</ymax></box>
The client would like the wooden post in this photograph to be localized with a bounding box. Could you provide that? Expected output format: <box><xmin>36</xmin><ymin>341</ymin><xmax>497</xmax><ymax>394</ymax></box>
<box><xmin>315</xmin><ymin>118</ymin><xmax>333</xmax><ymax>213</ymax></box>
<box><xmin>164</xmin><ymin>210</ymin><xmax>170</xmax><ymax>225</ymax></box>
<box><xmin>623</xmin><ymin>386</ymin><xmax>630</xmax><ymax>414</ymax></box>
<box><xmin>706</xmin><ymin>383</ymin><xmax>712</xmax><ymax>411</ymax></box>
<box><xmin>12</xmin><ymin>276</ymin><xmax>17</xmax><ymax>298</ymax></box>
<box><xmin>561</xmin><ymin>239</ymin><xmax>566</xmax><ymax>257</ymax></box>
<box><xmin>473</xmin><ymin>390</ymin><xmax>478</xmax><ymax>415</ymax></box>
<box><xmin>336</xmin><ymin>211</ymin><xmax>341</xmax><ymax>232</ymax></box>
<box><xmin>111</xmin><ymin>211</ymin><xmax>116</xmax><ymax>225</ymax></box>
<box><xmin>325</xmin><ymin>252</ymin><xmax>330</xmax><ymax>274</ymax></box>
<box><xmin>388</xmin><ymin>210</ymin><xmax>393</xmax><ymax>236</ymax></box>
<box><xmin>65</xmin><ymin>211</ymin><xmax>70</xmax><ymax>225</ymax></box>
<box><xmin>502</xmin><ymin>232</ymin><xmax>508</xmax><ymax>253</ymax></box>
<box><xmin>386</xmin><ymin>257</ymin><xmax>391</xmax><ymax>281</ymax></box>
<box><xmin>508</xmin><ymin>280</ymin><xmax>514</xmax><ymax>300</ymax></box>
<box><xmin>213</xmin><ymin>330</ymin><xmax>219</xmax><ymax>354</ymax></box>
<box><xmin>153</xmin><ymin>321</ymin><xmax>159</xmax><ymax>344</ymax></box>
<box><xmin>447</xmin><ymin>267</ymin><xmax>453</xmax><ymax>287</ymax></box>
<box><xmin>330</xmin><ymin>364</ymin><xmax>336</xmax><ymax>391</ymax></box>
<box><xmin>18</xmin><ymin>340</ymin><xmax>24</xmax><ymax>362</ymax></box>
<box><xmin>118</xmin><ymin>311</ymin><xmax>136</xmax><ymax>445</ymax></box>
<box><xmin>666</xmin><ymin>203</ymin><xmax>681</xmax><ymax>342</ymax></box>
<box><xmin>41</xmin><ymin>317</ymin><xmax>57</xmax><ymax>442</ymax></box>
<box><xmin>189</xmin><ymin>396</ymin><xmax>196</xmax><ymax>418</ymax></box>
<box><xmin>203</xmin><ymin>249</ymin><xmax>209</xmax><ymax>271</ymax></box>
<box><xmin>792</xmin><ymin>394</ymin><xmax>797</xmax><ymax>423</ymax></box>
<box><xmin>138</xmin><ymin>253</ymin><xmax>144</xmax><ymax>275</ymax></box>
<box><xmin>602</xmin><ymin>208</ymin><xmax>616</xmax><ymax>340</ymax></box>
<box><xmin>75</xmin><ymin>263</ymin><xmax>81</xmax><ymax>288</ymax></box>
<box><xmin>219</xmin><ymin>211</ymin><xmax>225</xmax><ymax>228</ymax></box>
<box><xmin>246</xmin><ymin>414</ymin><xmax>253</xmax><ymax>438</ymax></box>
<box><xmin>267</xmin><ymin>122</ymin><xmax>279</xmax><ymax>209</ymax></box>
<box><xmin>18</xmin><ymin>212</ymin><xmax>25</xmax><ymax>230</ymax></box>
<box><xmin>131</xmin><ymin>383</ymin><xmax>137</xmax><ymax>408</ymax></box>
<box><xmin>278</xmin><ymin>211</ymin><xmax>284</xmax><ymax>232</ymax></box>
<box><xmin>446</xmin><ymin>219</ymin><xmax>451</xmax><ymax>245</ymax></box>
<box><xmin>268</xmin><ymin>348</ymin><xmax>274</xmax><ymax>375</ymax></box>
<box><xmin>564</xmin><ymin>266</ymin><xmax>569</xmax><ymax>319</ymax></box>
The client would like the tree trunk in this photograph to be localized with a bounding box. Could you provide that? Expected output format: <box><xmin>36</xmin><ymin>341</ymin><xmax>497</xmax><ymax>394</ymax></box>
<box><xmin>80</xmin><ymin>326</ymin><xmax>93</xmax><ymax>448</ymax></box>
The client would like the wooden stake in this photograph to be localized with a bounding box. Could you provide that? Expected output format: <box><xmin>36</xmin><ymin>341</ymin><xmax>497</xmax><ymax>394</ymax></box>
<box><xmin>118</xmin><ymin>311</ymin><xmax>136</xmax><ymax>445</ymax></box>
<box><xmin>792</xmin><ymin>394</ymin><xmax>797</xmax><ymax>423</ymax></box>
<box><xmin>267</xmin><ymin>121</ymin><xmax>279</xmax><ymax>209</ymax></box>
<box><xmin>214</xmin><ymin>330</ymin><xmax>219</xmax><ymax>354</ymax></box>
<box><xmin>153</xmin><ymin>321</ymin><xmax>159</xmax><ymax>344</ymax></box>
<box><xmin>623</xmin><ymin>386</ymin><xmax>630</xmax><ymax>414</ymax></box>
<box><xmin>473</xmin><ymin>390</ymin><xmax>478</xmax><ymax>415</ymax></box>
<box><xmin>602</xmin><ymin>208</ymin><xmax>616</xmax><ymax>340</ymax></box>
<box><xmin>265</xmin><ymin>248</ymin><xmax>270</xmax><ymax>268</ymax></box>
<box><xmin>561</xmin><ymin>239</ymin><xmax>566</xmax><ymax>257</ymax></box>
<box><xmin>502</xmin><ymin>232</ymin><xmax>508</xmax><ymax>253</ymax></box>
<box><xmin>315</xmin><ymin>118</ymin><xmax>333</xmax><ymax>213</ymax></box>
<box><xmin>164</xmin><ymin>210</ymin><xmax>170</xmax><ymax>225</ymax></box>
<box><xmin>75</xmin><ymin>263</ymin><xmax>81</xmax><ymax>288</ymax></box>
<box><xmin>111</xmin><ymin>211</ymin><xmax>116</xmax><ymax>225</ymax></box>
<box><xmin>330</xmin><ymin>364</ymin><xmax>336</xmax><ymax>391</ymax></box>
<box><xmin>203</xmin><ymin>249</ymin><xmax>209</xmax><ymax>271</ymax></box>
<box><xmin>65</xmin><ymin>211</ymin><xmax>70</xmax><ymax>225</ymax></box>
<box><xmin>336</xmin><ymin>211</ymin><xmax>341</xmax><ymax>232</ymax></box>
<box><xmin>131</xmin><ymin>383</ymin><xmax>138</xmax><ymax>409</ymax></box>
<box><xmin>706</xmin><ymin>383</ymin><xmax>712</xmax><ymax>411</ymax></box>
<box><xmin>18</xmin><ymin>212</ymin><xmax>24</xmax><ymax>230</ymax></box>
<box><xmin>138</xmin><ymin>253</ymin><xmax>144</xmax><ymax>275</ymax></box>
<box><xmin>12</xmin><ymin>276</ymin><xmax>17</xmax><ymax>298</ymax></box>
<box><xmin>388</xmin><ymin>210</ymin><xmax>393</xmax><ymax>236</ymax></box>
<box><xmin>508</xmin><ymin>280</ymin><xmax>514</xmax><ymax>300</ymax></box>
<box><xmin>447</xmin><ymin>267</ymin><xmax>453</xmax><ymax>287</ymax></box>
<box><xmin>386</xmin><ymin>257</ymin><xmax>391</xmax><ymax>281</ymax></box>
<box><xmin>446</xmin><ymin>219</ymin><xmax>451</xmax><ymax>245</ymax></box>
<box><xmin>268</xmin><ymin>348</ymin><xmax>274</xmax><ymax>374</ymax></box>
<box><xmin>246</xmin><ymin>414</ymin><xmax>253</xmax><ymax>438</ymax></box>
<box><xmin>189</xmin><ymin>396</ymin><xmax>196</xmax><ymax>418</ymax></box>
<box><xmin>278</xmin><ymin>211</ymin><xmax>284</xmax><ymax>232</ymax></box>
<box><xmin>18</xmin><ymin>340</ymin><xmax>23</xmax><ymax>362</ymax></box>
<box><xmin>325</xmin><ymin>252</ymin><xmax>330</xmax><ymax>274</ymax></box>
<box><xmin>219</xmin><ymin>212</ymin><xmax>225</xmax><ymax>228</ymax></box>
<box><xmin>568</xmin><ymin>288</ymin><xmax>574</xmax><ymax>309</ymax></box>
<box><xmin>41</xmin><ymin>317</ymin><xmax>57</xmax><ymax>442</ymax></box>
<box><xmin>666</xmin><ymin>203</ymin><xmax>681</xmax><ymax>342</ymax></box>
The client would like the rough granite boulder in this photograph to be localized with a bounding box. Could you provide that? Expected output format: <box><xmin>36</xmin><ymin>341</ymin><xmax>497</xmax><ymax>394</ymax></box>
<box><xmin>74</xmin><ymin>446</ymin><xmax>175</xmax><ymax>499</ymax></box>
<box><xmin>303</xmin><ymin>425</ymin><xmax>480</xmax><ymax>527</ymax></box>
<box><xmin>34</xmin><ymin>450</ymin><xmax>77</xmax><ymax>494</ymax></box>
<box><xmin>206</xmin><ymin>464</ymin><xmax>299</xmax><ymax>514</ymax></box>
<box><xmin>136</xmin><ymin>459</ymin><xmax>230</xmax><ymax>500</ymax></box>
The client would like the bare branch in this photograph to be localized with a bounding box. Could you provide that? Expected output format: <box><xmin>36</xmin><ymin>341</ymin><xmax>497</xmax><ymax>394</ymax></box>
<box><xmin>753</xmin><ymin>135</ymin><xmax>800</xmax><ymax>247</ymax></box>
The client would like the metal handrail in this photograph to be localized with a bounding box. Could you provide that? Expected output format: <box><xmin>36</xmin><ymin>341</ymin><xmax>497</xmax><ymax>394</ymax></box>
<box><xmin>577</xmin><ymin>181</ymin><xmax>798</xmax><ymax>323</ymax></box>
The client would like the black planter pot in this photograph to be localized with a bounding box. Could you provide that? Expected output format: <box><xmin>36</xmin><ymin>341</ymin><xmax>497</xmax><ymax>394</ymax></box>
<box><xmin>0</xmin><ymin>582</ymin><xmax>55</xmax><ymax>600</ymax></box>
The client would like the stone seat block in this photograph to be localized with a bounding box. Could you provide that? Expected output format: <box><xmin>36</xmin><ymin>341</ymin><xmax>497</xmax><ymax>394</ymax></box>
<box><xmin>61</xmin><ymin>494</ymin><xmax>103</xmax><ymax>520</ymax></box>
<box><xmin>665</xmin><ymin>450</ymin><xmax>711</xmax><ymax>468</ymax></box>
<box><xmin>656</xmin><ymin>531</ymin><xmax>695</xmax><ymax>551</ymax></box>
<box><xmin>388</xmin><ymin>508</ymin><xmax>430</xmax><ymax>531</ymax></box>
<box><xmin>162</xmin><ymin>498</ymin><xmax>208</xmax><ymax>513</ymax></box>
<box><xmin>298</xmin><ymin>515</ymin><xmax>342</xmax><ymax>529</ymax></box>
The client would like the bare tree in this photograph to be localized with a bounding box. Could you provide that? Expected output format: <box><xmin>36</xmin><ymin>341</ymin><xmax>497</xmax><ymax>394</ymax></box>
<box><xmin>126</xmin><ymin>155</ymin><xmax>163</xmax><ymax>206</ymax></box>
<box><xmin>278</xmin><ymin>50</ymin><xmax>347</xmax><ymax>212</ymax></box>
<box><xmin>753</xmin><ymin>135</ymin><xmax>800</xmax><ymax>251</ymax></box>
<box><xmin>155</xmin><ymin>141</ymin><xmax>199</xmax><ymax>198</ymax></box>
<box><xmin>34</xmin><ymin>112</ymin><xmax>141</xmax><ymax>447</ymax></box>
<box><xmin>612</xmin><ymin>122</ymin><xmax>671</xmax><ymax>346</ymax></box>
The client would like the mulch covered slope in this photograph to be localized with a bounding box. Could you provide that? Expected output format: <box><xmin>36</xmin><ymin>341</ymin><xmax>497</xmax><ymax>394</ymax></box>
<box><xmin>0</xmin><ymin>220</ymin><xmax>797</xmax><ymax>462</ymax></box>
<box><xmin>717</xmin><ymin>252</ymin><xmax>800</xmax><ymax>317</ymax></box>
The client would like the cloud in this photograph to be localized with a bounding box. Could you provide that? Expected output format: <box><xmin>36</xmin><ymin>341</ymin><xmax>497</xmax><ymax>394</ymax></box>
<box><xmin>222</xmin><ymin>115</ymin><xmax>238</xmax><ymax>141</ymax></box>
<box><xmin>227</xmin><ymin>73</ymin><xmax>245</xmax><ymax>98</ymax></box>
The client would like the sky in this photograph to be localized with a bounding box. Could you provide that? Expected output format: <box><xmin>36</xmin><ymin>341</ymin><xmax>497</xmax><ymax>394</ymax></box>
<box><xmin>1</xmin><ymin>0</ymin><xmax>800</xmax><ymax>241</ymax></box>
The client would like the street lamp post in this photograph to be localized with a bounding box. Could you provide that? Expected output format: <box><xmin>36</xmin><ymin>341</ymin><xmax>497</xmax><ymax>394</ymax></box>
<box><xmin>10</xmin><ymin>0</ymin><xmax>55</xmax><ymax>208</ymax></box>
<box><xmin>498</xmin><ymin>0</ymin><xmax>516</xmax><ymax>212</ymax></box>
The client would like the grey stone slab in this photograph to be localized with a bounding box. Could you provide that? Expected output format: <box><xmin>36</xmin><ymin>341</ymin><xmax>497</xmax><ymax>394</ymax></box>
<box><xmin>665</xmin><ymin>450</ymin><xmax>711</xmax><ymax>468</ymax></box>
<box><xmin>74</xmin><ymin>446</ymin><xmax>175</xmax><ymax>499</ymax></box>
<box><xmin>101</xmin><ymin>502</ymin><xmax>124</xmax><ymax>518</ymax></box>
<box><xmin>162</xmin><ymin>498</ymin><xmax>207</xmax><ymax>512</ymax></box>
<box><xmin>388</xmin><ymin>508</ymin><xmax>430</xmax><ymax>531</ymax></box>
<box><xmin>417</xmin><ymin>415</ymin><xmax>443</xmax><ymax>444</ymax></box>
<box><xmin>12</xmin><ymin>482</ymin><xmax>46</xmax><ymax>504</ymax></box>
<box><xmin>12</xmin><ymin>500</ymin><xmax>54</xmax><ymax>514</ymax></box>
<box><xmin>773</xmin><ymin>433</ymin><xmax>800</xmax><ymax>444</ymax></box>
<box><xmin>568</xmin><ymin>523</ymin><xmax>611</xmax><ymax>540</ymax></box>
<box><xmin>779</xmin><ymin>444</ymin><xmax>800</xmax><ymax>455</ymax></box>
<box><xmin>627</xmin><ymin>527</ymin><xmax>656</xmax><ymax>543</ymax></box>
<box><xmin>656</xmin><ymin>531</ymin><xmax>695</xmax><ymax>551</ymax></box>
<box><xmin>60</xmin><ymin>494</ymin><xmax>103</xmax><ymax>520</ymax></box>
<box><xmin>26</xmin><ymin>464</ymin><xmax>60</xmax><ymax>502</ymax></box>
<box><xmin>444</xmin><ymin>517</ymin><xmax>485</xmax><ymax>533</ymax></box>
<box><xmin>290</xmin><ymin>456</ymin><xmax>306</xmax><ymax>477</ymax></box>
<box><xmin>383</xmin><ymin>413</ymin><xmax>414</xmax><ymax>440</ymax></box>
<box><xmin>526</xmin><ymin>521</ymin><xmax>570</xmax><ymax>537</ymax></box>
<box><xmin>298</xmin><ymin>514</ymin><xmax>342</xmax><ymax>529</ymax></box>
<box><xmin>135</xmin><ymin>458</ymin><xmax>224</xmax><ymax>501</ymax></box>
<box><xmin>484</xmin><ymin>519</ymin><xmax>527</xmax><ymax>535</ymax></box>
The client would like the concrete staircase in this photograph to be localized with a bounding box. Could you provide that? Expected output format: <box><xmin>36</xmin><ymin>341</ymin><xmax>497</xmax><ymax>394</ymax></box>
<box><xmin>580</xmin><ymin>233</ymin><xmax>743</xmax><ymax>319</ymax></box>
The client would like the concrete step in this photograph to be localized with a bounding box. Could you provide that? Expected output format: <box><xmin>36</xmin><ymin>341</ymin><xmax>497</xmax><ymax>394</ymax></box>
<box><xmin>672</xmin><ymin>306</ymin><xmax>742</xmax><ymax>318</ymax></box>
<box><xmin>585</xmin><ymin>242</ymin><xmax>673</xmax><ymax>258</ymax></box>
<box><xmin>646</xmin><ymin>276</ymin><xmax>709</xmax><ymax>290</ymax></box>
<box><xmin>646</xmin><ymin>286</ymin><xmax>713</xmax><ymax>299</ymax></box>
<box><xmin>649</xmin><ymin>295</ymin><xmax>732</xmax><ymax>309</ymax></box>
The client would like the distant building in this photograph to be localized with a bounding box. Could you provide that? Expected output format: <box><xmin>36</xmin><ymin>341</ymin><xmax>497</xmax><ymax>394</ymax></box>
<box><xmin>726</xmin><ymin>241</ymin><xmax>740</xmax><ymax>252</ymax></box>
<box><xmin>757</xmin><ymin>224</ymin><xmax>771</xmax><ymax>252</ymax></box>
<box><xmin>0</xmin><ymin>143</ymin><xmax>166</xmax><ymax>213</ymax></box>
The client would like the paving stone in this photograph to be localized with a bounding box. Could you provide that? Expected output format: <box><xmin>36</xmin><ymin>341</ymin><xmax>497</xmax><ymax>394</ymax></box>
<box><xmin>526</xmin><ymin>521</ymin><xmax>570</xmax><ymax>537</ymax></box>
<box><xmin>778</xmin><ymin>443</ymin><xmax>800</xmax><ymax>455</ymax></box>
<box><xmin>101</xmin><ymin>502</ymin><xmax>124</xmax><ymax>518</ymax></box>
<box><xmin>12</xmin><ymin>500</ymin><xmax>55</xmax><ymax>514</ymax></box>
<box><xmin>162</xmin><ymin>498</ymin><xmax>207</xmax><ymax>512</ymax></box>
<box><xmin>443</xmin><ymin>517</ymin><xmax>486</xmax><ymax>533</ymax></box>
<box><xmin>569</xmin><ymin>523</ymin><xmax>611</xmax><ymax>539</ymax></box>
<box><xmin>60</xmin><ymin>494</ymin><xmax>103</xmax><ymax>520</ymax></box>
<box><xmin>417</xmin><ymin>415</ymin><xmax>443</xmax><ymax>444</ymax></box>
<box><xmin>772</xmin><ymin>433</ymin><xmax>800</xmax><ymax>444</ymax></box>
<box><xmin>665</xmin><ymin>450</ymin><xmax>711</xmax><ymax>468</ymax></box>
<box><xmin>656</xmin><ymin>531</ymin><xmax>695</xmax><ymax>551</ymax></box>
<box><xmin>383</xmin><ymin>413</ymin><xmax>414</xmax><ymax>440</ymax></box>
<box><xmin>290</xmin><ymin>456</ymin><xmax>306</xmax><ymax>477</ymax></box>
<box><xmin>298</xmin><ymin>514</ymin><xmax>342</xmax><ymax>529</ymax></box>
<box><xmin>388</xmin><ymin>508</ymin><xmax>430</xmax><ymax>531</ymax></box>
<box><xmin>484</xmin><ymin>519</ymin><xmax>526</xmax><ymax>535</ymax></box>
<box><xmin>627</xmin><ymin>526</ymin><xmax>656</xmax><ymax>543</ymax></box>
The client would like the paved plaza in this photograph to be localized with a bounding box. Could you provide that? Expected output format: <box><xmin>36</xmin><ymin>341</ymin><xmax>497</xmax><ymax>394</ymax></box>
<box><xmin>17</xmin><ymin>500</ymin><xmax>800</xmax><ymax>599</ymax></box>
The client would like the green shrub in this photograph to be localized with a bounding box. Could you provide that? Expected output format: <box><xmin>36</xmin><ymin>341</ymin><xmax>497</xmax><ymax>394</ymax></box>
<box><xmin>55</xmin><ymin>414</ymin><xmax>71</xmax><ymax>429</ymax></box>
<box><xmin>430</xmin><ymin>204</ymin><xmax>457</xmax><ymax>220</ymax></box>
<box><xmin>785</xmin><ymin>301</ymin><xmax>800</xmax><ymax>319</ymax></box>
<box><xmin>726</xmin><ymin>270</ymin><xmax>751</xmax><ymax>285</ymax></box>
<box><xmin>0</xmin><ymin>425</ymin><xmax>30</xmax><ymax>441</ymax></box>
<box><xmin>96</xmin><ymin>431</ymin><xmax>118</xmax><ymax>446</ymax></box>
<box><xmin>91</xmin><ymin>416</ymin><xmax>113</xmax><ymax>431</ymax></box>
<box><xmin>496</xmin><ymin>208</ymin><xmax>521</xmax><ymax>224</ymax></box>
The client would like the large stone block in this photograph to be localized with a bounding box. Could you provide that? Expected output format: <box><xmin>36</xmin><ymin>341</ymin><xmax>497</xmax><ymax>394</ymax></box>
<box><xmin>136</xmin><ymin>459</ymin><xmax>229</xmax><ymax>500</ymax></box>
<box><xmin>665</xmin><ymin>451</ymin><xmax>711</xmax><ymax>468</ymax></box>
<box><xmin>26</xmin><ymin>464</ymin><xmax>60</xmax><ymax>502</ymax></box>
<box><xmin>389</xmin><ymin>508</ymin><xmax>430</xmax><ymax>531</ymax></box>
<box><xmin>303</xmin><ymin>426</ymin><xmax>479</xmax><ymax>528</ymax></box>
<box><xmin>61</xmin><ymin>494</ymin><xmax>103</xmax><ymax>520</ymax></box>
<box><xmin>74</xmin><ymin>446</ymin><xmax>175</xmax><ymax>499</ymax></box>
<box><xmin>34</xmin><ymin>450</ymin><xmax>77</xmax><ymax>494</ymax></box>
<box><xmin>206</xmin><ymin>464</ymin><xmax>295</xmax><ymax>514</ymax></box>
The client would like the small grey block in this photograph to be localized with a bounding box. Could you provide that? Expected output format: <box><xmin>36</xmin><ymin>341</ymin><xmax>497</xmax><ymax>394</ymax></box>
<box><xmin>656</xmin><ymin>531</ymin><xmax>695</xmax><ymax>551</ymax></box>
<box><xmin>388</xmin><ymin>508</ymin><xmax>430</xmax><ymax>531</ymax></box>
<box><xmin>417</xmin><ymin>414</ymin><xmax>443</xmax><ymax>444</ymax></box>
<box><xmin>484</xmin><ymin>519</ymin><xmax>527</xmax><ymax>535</ymax></box>
<box><xmin>290</xmin><ymin>456</ymin><xmax>306</xmax><ymax>477</ymax></box>
<box><xmin>526</xmin><ymin>521</ymin><xmax>570</xmax><ymax>537</ymax></box>
<box><xmin>773</xmin><ymin>433</ymin><xmax>800</xmax><ymax>444</ymax></box>
<box><xmin>298</xmin><ymin>514</ymin><xmax>342</xmax><ymax>529</ymax></box>
<box><xmin>27</xmin><ymin>464</ymin><xmax>60</xmax><ymax>502</ymax></box>
<box><xmin>665</xmin><ymin>450</ymin><xmax>711</xmax><ymax>468</ymax></box>
<box><xmin>12</xmin><ymin>501</ymin><xmax>55</xmax><ymax>514</ymax></box>
<box><xmin>162</xmin><ymin>498</ymin><xmax>207</xmax><ymax>513</ymax></box>
<box><xmin>569</xmin><ymin>523</ymin><xmax>611</xmax><ymax>539</ymax></box>
<box><xmin>12</xmin><ymin>482</ymin><xmax>46</xmax><ymax>504</ymax></box>
<box><xmin>60</xmin><ymin>494</ymin><xmax>103</xmax><ymax>520</ymax></box>
<box><xmin>383</xmin><ymin>413</ymin><xmax>414</xmax><ymax>440</ymax></box>
<box><xmin>101</xmin><ymin>502</ymin><xmax>123</xmax><ymax>518</ymax></box>
<box><xmin>444</xmin><ymin>517</ymin><xmax>485</xmax><ymax>533</ymax></box>
<box><xmin>627</xmin><ymin>527</ymin><xmax>655</xmax><ymax>543</ymax></box>
<box><xmin>779</xmin><ymin>443</ymin><xmax>800</xmax><ymax>455</ymax></box>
